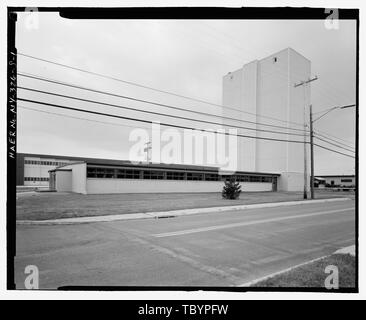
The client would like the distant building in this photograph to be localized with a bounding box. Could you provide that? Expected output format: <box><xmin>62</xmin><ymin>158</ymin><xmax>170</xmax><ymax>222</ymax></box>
<box><xmin>16</xmin><ymin>153</ymin><xmax>74</xmax><ymax>186</ymax></box>
<box><xmin>222</xmin><ymin>48</ymin><xmax>311</xmax><ymax>192</ymax></box>
<box><xmin>315</xmin><ymin>175</ymin><xmax>356</xmax><ymax>187</ymax></box>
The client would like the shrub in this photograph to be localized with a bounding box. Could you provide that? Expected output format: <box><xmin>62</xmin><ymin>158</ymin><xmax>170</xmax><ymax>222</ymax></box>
<box><xmin>222</xmin><ymin>177</ymin><xmax>242</xmax><ymax>200</ymax></box>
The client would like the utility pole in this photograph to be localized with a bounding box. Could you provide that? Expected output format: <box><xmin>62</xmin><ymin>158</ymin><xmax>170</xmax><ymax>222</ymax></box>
<box><xmin>294</xmin><ymin>76</ymin><xmax>318</xmax><ymax>200</ymax></box>
<box><xmin>309</xmin><ymin>104</ymin><xmax>315</xmax><ymax>199</ymax></box>
<box><xmin>311</xmin><ymin>103</ymin><xmax>356</xmax><ymax>199</ymax></box>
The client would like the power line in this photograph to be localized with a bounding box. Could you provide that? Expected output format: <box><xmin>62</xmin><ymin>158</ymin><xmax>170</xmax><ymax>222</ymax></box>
<box><xmin>314</xmin><ymin>133</ymin><xmax>355</xmax><ymax>151</ymax></box>
<box><xmin>18</xmin><ymin>85</ymin><xmax>308</xmax><ymax>138</ymax></box>
<box><xmin>314</xmin><ymin>143</ymin><xmax>355</xmax><ymax>159</ymax></box>
<box><xmin>18</xmin><ymin>97</ymin><xmax>308</xmax><ymax>145</ymax></box>
<box><xmin>20</xmin><ymin>102</ymin><xmax>355</xmax><ymax>160</ymax></box>
<box><xmin>17</xmin><ymin>72</ymin><xmax>309</xmax><ymax>134</ymax></box>
<box><xmin>17</xmin><ymin>52</ymin><xmax>307</xmax><ymax>129</ymax></box>
<box><xmin>314</xmin><ymin>131</ymin><xmax>355</xmax><ymax>149</ymax></box>
<box><xmin>314</xmin><ymin>135</ymin><xmax>355</xmax><ymax>153</ymax></box>
<box><xmin>18</xmin><ymin>105</ymin><xmax>151</xmax><ymax>130</ymax></box>
<box><xmin>313</xmin><ymin>129</ymin><xmax>355</xmax><ymax>147</ymax></box>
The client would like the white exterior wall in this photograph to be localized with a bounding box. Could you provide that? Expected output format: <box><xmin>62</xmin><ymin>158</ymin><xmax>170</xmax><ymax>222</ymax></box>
<box><xmin>222</xmin><ymin>48</ymin><xmax>311</xmax><ymax>192</ymax></box>
<box><xmin>23</xmin><ymin>156</ymin><xmax>72</xmax><ymax>186</ymax></box>
<box><xmin>55</xmin><ymin>171</ymin><xmax>72</xmax><ymax>192</ymax></box>
<box><xmin>86</xmin><ymin>178</ymin><xmax>272</xmax><ymax>194</ymax></box>
<box><xmin>223</xmin><ymin>61</ymin><xmax>258</xmax><ymax>171</ymax></box>
<box><xmin>71</xmin><ymin>163</ymin><xmax>87</xmax><ymax>194</ymax></box>
<box><xmin>57</xmin><ymin>163</ymin><xmax>87</xmax><ymax>194</ymax></box>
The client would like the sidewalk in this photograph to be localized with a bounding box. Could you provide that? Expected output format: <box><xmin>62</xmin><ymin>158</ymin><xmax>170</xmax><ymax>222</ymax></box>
<box><xmin>17</xmin><ymin>197</ymin><xmax>352</xmax><ymax>225</ymax></box>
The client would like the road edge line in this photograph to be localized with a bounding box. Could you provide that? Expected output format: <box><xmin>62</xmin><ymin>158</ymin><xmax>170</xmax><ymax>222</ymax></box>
<box><xmin>238</xmin><ymin>244</ymin><xmax>356</xmax><ymax>287</ymax></box>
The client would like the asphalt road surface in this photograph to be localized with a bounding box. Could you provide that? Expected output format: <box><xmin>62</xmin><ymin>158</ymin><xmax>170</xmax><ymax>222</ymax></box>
<box><xmin>15</xmin><ymin>200</ymin><xmax>355</xmax><ymax>289</ymax></box>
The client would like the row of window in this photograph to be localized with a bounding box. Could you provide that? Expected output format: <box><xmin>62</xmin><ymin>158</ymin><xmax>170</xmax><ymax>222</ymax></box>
<box><xmin>340</xmin><ymin>179</ymin><xmax>353</xmax><ymax>183</ymax></box>
<box><xmin>25</xmin><ymin>160</ymin><xmax>69</xmax><ymax>166</ymax></box>
<box><xmin>24</xmin><ymin>177</ymin><xmax>49</xmax><ymax>182</ymax></box>
<box><xmin>86</xmin><ymin>167</ymin><xmax>274</xmax><ymax>183</ymax></box>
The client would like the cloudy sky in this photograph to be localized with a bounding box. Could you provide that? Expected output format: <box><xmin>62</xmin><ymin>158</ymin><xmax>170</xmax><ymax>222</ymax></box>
<box><xmin>16</xmin><ymin>12</ymin><xmax>356</xmax><ymax>175</ymax></box>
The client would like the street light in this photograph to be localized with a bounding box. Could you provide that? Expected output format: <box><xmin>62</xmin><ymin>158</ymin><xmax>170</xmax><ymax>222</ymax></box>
<box><xmin>312</xmin><ymin>104</ymin><xmax>356</xmax><ymax>123</ymax></box>
<box><xmin>309</xmin><ymin>104</ymin><xmax>356</xmax><ymax>199</ymax></box>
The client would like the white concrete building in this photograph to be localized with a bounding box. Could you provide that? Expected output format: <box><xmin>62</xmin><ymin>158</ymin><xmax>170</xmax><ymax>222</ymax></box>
<box><xmin>16</xmin><ymin>153</ymin><xmax>72</xmax><ymax>186</ymax></box>
<box><xmin>49</xmin><ymin>160</ymin><xmax>279</xmax><ymax>194</ymax></box>
<box><xmin>222</xmin><ymin>48</ymin><xmax>311</xmax><ymax>191</ymax></box>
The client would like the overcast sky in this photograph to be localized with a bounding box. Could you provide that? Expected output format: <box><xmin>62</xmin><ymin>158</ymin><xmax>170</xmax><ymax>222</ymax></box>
<box><xmin>16</xmin><ymin>12</ymin><xmax>356</xmax><ymax>175</ymax></box>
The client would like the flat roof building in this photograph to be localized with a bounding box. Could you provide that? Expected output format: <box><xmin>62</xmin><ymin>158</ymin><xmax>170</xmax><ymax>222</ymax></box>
<box><xmin>49</xmin><ymin>159</ymin><xmax>280</xmax><ymax>194</ymax></box>
<box><xmin>17</xmin><ymin>153</ymin><xmax>280</xmax><ymax>194</ymax></box>
<box><xmin>315</xmin><ymin>175</ymin><xmax>355</xmax><ymax>187</ymax></box>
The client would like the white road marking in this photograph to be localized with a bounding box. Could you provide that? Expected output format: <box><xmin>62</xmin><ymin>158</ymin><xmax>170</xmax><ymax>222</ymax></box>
<box><xmin>238</xmin><ymin>254</ymin><xmax>330</xmax><ymax>287</ymax></box>
<box><xmin>152</xmin><ymin>207</ymin><xmax>355</xmax><ymax>238</ymax></box>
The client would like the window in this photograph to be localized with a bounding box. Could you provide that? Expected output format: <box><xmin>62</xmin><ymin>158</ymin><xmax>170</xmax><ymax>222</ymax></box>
<box><xmin>143</xmin><ymin>170</ymin><xmax>164</xmax><ymax>180</ymax></box>
<box><xmin>220</xmin><ymin>175</ymin><xmax>232</xmax><ymax>181</ymax></box>
<box><xmin>87</xmin><ymin>167</ymin><xmax>97</xmax><ymax>178</ymax></box>
<box><xmin>166</xmin><ymin>172</ymin><xmax>185</xmax><ymax>180</ymax></box>
<box><xmin>205</xmin><ymin>173</ymin><xmax>219</xmax><ymax>181</ymax></box>
<box><xmin>26</xmin><ymin>160</ymin><xmax>40</xmax><ymax>165</ymax></box>
<box><xmin>341</xmin><ymin>179</ymin><xmax>353</xmax><ymax>183</ymax></box>
<box><xmin>104</xmin><ymin>169</ymin><xmax>115</xmax><ymax>178</ymax></box>
<box><xmin>187</xmin><ymin>173</ymin><xmax>203</xmax><ymax>181</ymax></box>
<box><xmin>25</xmin><ymin>176</ymin><xmax>47</xmax><ymax>182</ymax></box>
<box><xmin>249</xmin><ymin>176</ymin><xmax>261</xmax><ymax>182</ymax></box>
<box><xmin>237</xmin><ymin>175</ymin><xmax>249</xmax><ymax>182</ymax></box>
<box><xmin>87</xmin><ymin>167</ymin><xmax>141</xmax><ymax>179</ymax></box>
<box><xmin>125</xmin><ymin>169</ymin><xmax>140</xmax><ymax>179</ymax></box>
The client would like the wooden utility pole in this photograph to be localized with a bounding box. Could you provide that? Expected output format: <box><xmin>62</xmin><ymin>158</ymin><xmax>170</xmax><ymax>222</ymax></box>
<box><xmin>294</xmin><ymin>76</ymin><xmax>318</xmax><ymax>200</ymax></box>
<box><xmin>310</xmin><ymin>104</ymin><xmax>315</xmax><ymax>199</ymax></box>
<box><xmin>310</xmin><ymin>103</ymin><xmax>355</xmax><ymax>199</ymax></box>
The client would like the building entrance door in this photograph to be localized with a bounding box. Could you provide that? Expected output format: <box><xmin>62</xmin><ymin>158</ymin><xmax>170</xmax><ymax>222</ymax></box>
<box><xmin>49</xmin><ymin>172</ymin><xmax>56</xmax><ymax>191</ymax></box>
<box><xmin>272</xmin><ymin>177</ymin><xmax>277</xmax><ymax>192</ymax></box>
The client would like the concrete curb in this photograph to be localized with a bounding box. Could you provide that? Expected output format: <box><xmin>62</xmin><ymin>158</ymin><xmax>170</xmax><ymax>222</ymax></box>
<box><xmin>238</xmin><ymin>244</ymin><xmax>356</xmax><ymax>287</ymax></box>
<box><xmin>334</xmin><ymin>245</ymin><xmax>355</xmax><ymax>257</ymax></box>
<box><xmin>17</xmin><ymin>197</ymin><xmax>352</xmax><ymax>226</ymax></box>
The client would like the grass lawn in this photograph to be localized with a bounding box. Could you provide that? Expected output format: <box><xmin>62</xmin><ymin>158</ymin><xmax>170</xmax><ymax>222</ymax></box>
<box><xmin>252</xmin><ymin>254</ymin><xmax>356</xmax><ymax>288</ymax></box>
<box><xmin>16</xmin><ymin>190</ymin><xmax>354</xmax><ymax>221</ymax></box>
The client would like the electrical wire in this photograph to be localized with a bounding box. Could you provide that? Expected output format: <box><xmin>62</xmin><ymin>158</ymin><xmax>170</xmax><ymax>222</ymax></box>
<box><xmin>17</xmin><ymin>52</ymin><xmax>309</xmax><ymax>129</ymax></box>
<box><xmin>18</xmin><ymin>85</ymin><xmax>308</xmax><ymax>137</ymax></box>
<box><xmin>18</xmin><ymin>97</ymin><xmax>309</xmax><ymax>145</ymax></box>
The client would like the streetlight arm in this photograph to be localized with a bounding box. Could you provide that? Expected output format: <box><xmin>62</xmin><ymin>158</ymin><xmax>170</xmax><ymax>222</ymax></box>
<box><xmin>312</xmin><ymin>104</ymin><xmax>355</xmax><ymax>123</ymax></box>
<box><xmin>312</xmin><ymin>107</ymin><xmax>339</xmax><ymax>123</ymax></box>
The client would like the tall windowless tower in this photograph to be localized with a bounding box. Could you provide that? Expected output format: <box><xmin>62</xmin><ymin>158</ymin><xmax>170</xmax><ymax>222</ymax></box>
<box><xmin>222</xmin><ymin>48</ymin><xmax>311</xmax><ymax>191</ymax></box>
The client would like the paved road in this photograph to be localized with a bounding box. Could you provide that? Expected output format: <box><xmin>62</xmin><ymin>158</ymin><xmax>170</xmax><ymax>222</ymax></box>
<box><xmin>15</xmin><ymin>200</ymin><xmax>355</xmax><ymax>289</ymax></box>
